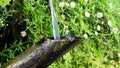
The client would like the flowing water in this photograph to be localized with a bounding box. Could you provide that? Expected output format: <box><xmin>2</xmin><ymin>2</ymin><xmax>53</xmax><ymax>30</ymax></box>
<box><xmin>49</xmin><ymin>0</ymin><xmax>60</xmax><ymax>40</ymax></box>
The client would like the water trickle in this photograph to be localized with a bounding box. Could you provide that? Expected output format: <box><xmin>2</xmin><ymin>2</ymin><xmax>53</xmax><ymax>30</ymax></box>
<box><xmin>49</xmin><ymin>0</ymin><xmax>60</xmax><ymax>40</ymax></box>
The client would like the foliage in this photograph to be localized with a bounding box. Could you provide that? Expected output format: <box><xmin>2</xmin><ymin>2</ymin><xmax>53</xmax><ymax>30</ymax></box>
<box><xmin>0</xmin><ymin>0</ymin><xmax>120</xmax><ymax>68</ymax></box>
<box><xmin>0</xmin><ymin>0</ymin><xmax>10</xmax><ymax>7</ymax></box>
<box><xmin>49</xmin><ymin>0</ymin><xmax>120</xmax><ymax>68</ymax></box>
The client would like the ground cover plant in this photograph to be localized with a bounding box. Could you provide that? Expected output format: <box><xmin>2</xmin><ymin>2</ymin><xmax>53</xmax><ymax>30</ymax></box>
<box><xmin>0</xmin><ymin>0</ymin><xmax>120</xmax><ymax>68</ymax></box>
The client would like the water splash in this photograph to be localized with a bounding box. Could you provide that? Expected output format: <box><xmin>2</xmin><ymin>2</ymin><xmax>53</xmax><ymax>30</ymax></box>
<box><xmin>49</xmin><ymin>0</ymin><xmax>60</xmax><ymax>40</ymax></box>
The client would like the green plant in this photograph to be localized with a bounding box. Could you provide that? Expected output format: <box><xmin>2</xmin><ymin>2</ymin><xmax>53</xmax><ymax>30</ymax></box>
<box><xmin>0</xmin><ymin>0</ymin><xmax>10</xmax><ymax>7</ymax></box>
<box><xmin>49</xmin><ymin>0</ymin><xmax>120</xmax><ymax>68</ymax></box>
<box><xmin>0</xmin><ymin>0</ymin><xmax>120</xmax><ymax>68</ymax></box>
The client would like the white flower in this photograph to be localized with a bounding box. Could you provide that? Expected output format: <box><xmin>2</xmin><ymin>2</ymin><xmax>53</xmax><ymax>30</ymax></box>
<box><xmin>112</xmin><ymin>28</ymin><xmax>118</xmax><ymax>34</ymax></box>
<box><xmin>102</xmin><ymin>22</ymin><xmax>104</xmax><ymax>24</ymax></box>
<box><xmin>70</xmin><ymin>2</ymin><xmax>76</xmax><ymax>8</ymax></box>
<box><xmin>21</xmin><ymin>31</ymin><xmax>27</xmax><ymax>37</ymax></box>
<box><xmin>84</xmin><ymin>33</ymin><xmax>88</xmax><ymax>39</ymax></box>
<box><xmin>118</xmin><ymin>53</ymin><xmax>120</xmax><ymax>57</ymax></box>
<box><xmin>97</xmin><ymin>12</ymin><xmax>103</xmax><ymax>18</ymax></box>
<box><xmin>85</xmin><ymin>11</ymin><xmax>90</xmax><ymax>18</ymax></box>
<box><xmin>97</xmin><ymin>25</ymin><xmax>100</xmax><ymax>31</ymax></box>
<box><xmin>64</xmin><ymin>26</ymin><xmax>68</xmax><ymax>30</ymax></box>
<box><xmin>61</xmin><ymin>14</ymin><xmax>65</xmax><ymax>20</ymax></box>
<box><xmin>84</xmin><ymin>0</ymin><xmax>88</xmax><ymax>3</ymax></box>
<box><xmin>95</xmin><ymin>31</ymin><xmax>98</xmax><ymax>35</ymax></box>
<box><xmin>118</xmin><ymin>12</ymin><xmax>120</xmax><ymax>16</ymax></box>
<box><xmin>65</xmin><ymin>30</ymin><xmax>69</xmax><ymax>35</ymax></box>
<box><xmin>92</xmin><ymin>6</ymin><xmax>95</xmax><ymax>10</ymax></box>
<box><xmin>65</xmin><ymin>2</ymin><xmax>69</xmax><ymax>7</ymax></box>
<box><xmin>108</xmin><ymin>20</ymin><xmax>112</xmax><ymax>26</ymax></box>
<box><xmin>109</xmin><ymin>2</ymin><xmax>112</xmax><ymax>9</ymax></box>
<box><xmin>59</xmin><ymin>2</ymin><xmax>65</xmax><ymax>8</ymax></box>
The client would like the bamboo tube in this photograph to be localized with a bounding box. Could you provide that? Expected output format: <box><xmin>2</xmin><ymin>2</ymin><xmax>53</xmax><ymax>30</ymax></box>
<box><xmin>4</xmin><ymin>36</ymin><xmax>84</xmax><ymax>68</ymax></box>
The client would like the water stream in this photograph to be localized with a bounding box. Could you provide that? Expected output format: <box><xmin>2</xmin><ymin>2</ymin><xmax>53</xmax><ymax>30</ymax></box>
<box><xmin>49</xmin><ymin>0</ymin><xmax>60</xmax><ymax>40</ymax></box>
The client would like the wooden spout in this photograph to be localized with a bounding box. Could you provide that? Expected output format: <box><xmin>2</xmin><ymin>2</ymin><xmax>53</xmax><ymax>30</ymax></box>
<box><xmin>4</xmin><ymin>36</ymin><xmax>84</xmax><ymax>68</ymax></box>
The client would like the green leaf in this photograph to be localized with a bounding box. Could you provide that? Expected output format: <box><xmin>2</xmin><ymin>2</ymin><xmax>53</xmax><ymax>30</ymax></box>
<box><xmin>0</xmin><ymin>0</ymin><xmax>10</xmax><ymax>7</ymax></box>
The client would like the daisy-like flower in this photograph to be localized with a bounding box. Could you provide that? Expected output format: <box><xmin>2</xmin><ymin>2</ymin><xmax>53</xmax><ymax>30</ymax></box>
<box><xmin>118</xmin><ymin>12</ymin><xmax>120</xmax><ymax>16</ymax></box>
<box><xmin>59</xmin><ymin>2</ymin><xmax>65</xmax><ymax>8</ymax></box>
<box><xmin>21</xmin><ymin>31</ymin><xmax>27</xmax><ymax>37</ymax></box>
<box><xmin>70</xmin><ymin>2</ymin><xmax>76</xmax><ymax>8</ymax></box>
<box><xmin>61</xmin><ymin>14</ymin><xmax>66</xmax><ymax>20</ymax></box>
<box><xmin>112</xmin><ymin>28</ymin><xmax>118</xmax><ymax>34</ymax></box>
<box><xmin>65</xmin><ymin>30</ymin><xmax>69</xmax><ymax>35</ymax></box>
<box><xmin>85</xmin><ymin>11</ymin><xmax>90</xmax><ymax>18</ymax></box>
<box><xmin>108</xmin><ymin>20</ymin><xmax>112</xmax><ymax>26</ymax></box>
<box><xmin>109</xmin><ymin>2</ymin><xmax>112</xmax><ymax>9</ymax></box>
<box><xmin>92</xmin><ymin>6</ymin><xmax>95</xmax><ymax>10</ymax></box>
<box><xmin>95</xmin><ymin>31</ymin><xmax>98</xmax><ymax>36</ymax></box>
<box><xmin>84</xmin><ymin>33</ymin><xmax>88</xmax><ymax>39</ymax></box>
<box><xmin>84</xmin><ymin>0</ymin><xmax>88</xmax><ymax>3</ymax></box>
<box><xmin>97</xmin><ymin>12</ymin><xmax>103</xmax><ymax>18</ymax></box>
<box><xmin>64</xmin><ymin>26</ymin><xmax>68</xmax><ymax>30</ymax></box>
<box><xmin>102</xmin><ymin>21</ymin><xmax>104</xmax><ymax>24</ymax></box>
<box><xmin>118</xmin><ymin>53</ymin><xmax>120</xmax><ymax>57</ymax></box>
<box><xmin>97</xmin><ymin>25</ymin><xmax>101</xmax><ymax>31</ymax></box>
<box><xmin>65</xmin><ymin>2</ymin><xmax>69</xmax><ymax>7</ymax></box>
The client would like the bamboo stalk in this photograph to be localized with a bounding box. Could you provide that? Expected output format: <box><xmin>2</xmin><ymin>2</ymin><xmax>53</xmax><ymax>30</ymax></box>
<box><xmin>3</xmin><ymin>36</ymin><xmax>84</xmax><ymax>68</ymax></box>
